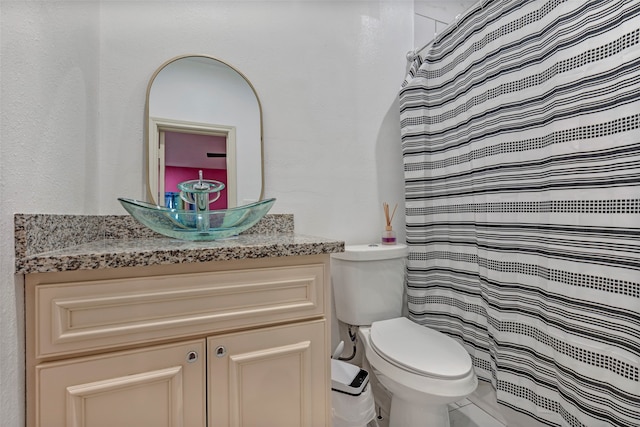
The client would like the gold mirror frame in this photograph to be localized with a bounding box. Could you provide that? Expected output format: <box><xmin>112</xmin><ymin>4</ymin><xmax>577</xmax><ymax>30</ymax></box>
<box><xmin>145</xmin><ymin>54</ymin><xmax>264</xmax><ymax>207</ymax></box>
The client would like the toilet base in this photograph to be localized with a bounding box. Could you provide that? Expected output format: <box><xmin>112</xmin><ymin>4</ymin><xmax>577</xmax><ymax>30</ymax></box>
<box><xmin>389</xmin><ymin>397</ymin><xmax>449</xmax><ymax>427</ymax></box>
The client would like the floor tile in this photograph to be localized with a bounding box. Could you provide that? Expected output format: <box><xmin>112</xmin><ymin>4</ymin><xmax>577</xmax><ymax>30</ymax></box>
<box><xmin>450</xmin><ymin>403</ymin><xmax>506</xmax><ymax>427</ymax></box>
<box><xmin>456</xmin><ymin>398</ymin><xmax>472</xmax><ymax>407</ymax></box>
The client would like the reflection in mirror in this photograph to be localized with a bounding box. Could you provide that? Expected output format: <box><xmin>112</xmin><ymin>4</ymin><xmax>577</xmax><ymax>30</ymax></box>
<box><xmin>146</xmin><ymin>55</ymin><xmax>263</xmax><ymax>208</ymax></box>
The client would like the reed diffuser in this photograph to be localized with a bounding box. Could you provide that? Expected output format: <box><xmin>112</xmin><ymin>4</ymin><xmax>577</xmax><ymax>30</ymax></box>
<box><xmin>382</xmin><ymin>202</ymin><xmax>398</xmax><ymax>245</ymax></box>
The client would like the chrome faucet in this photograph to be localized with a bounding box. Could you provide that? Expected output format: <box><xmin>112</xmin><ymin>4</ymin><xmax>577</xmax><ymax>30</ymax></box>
<box><xmin>178</xmin><ymin>170</ymin><xmax>225</xmax><ymax>231</ymax></box>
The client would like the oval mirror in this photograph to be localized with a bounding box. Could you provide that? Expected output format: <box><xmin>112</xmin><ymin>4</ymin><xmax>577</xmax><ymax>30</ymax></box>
<box><xmin>146</xmin><ymin>55</ymin><xmax>264</xmax><ymax>209</ymax></box>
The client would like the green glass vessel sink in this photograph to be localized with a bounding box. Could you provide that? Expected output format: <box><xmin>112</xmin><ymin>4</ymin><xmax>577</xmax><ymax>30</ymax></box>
<box><xmin>118</xmin><ymin>198</ymin><xmax>276</xmax><ymax>241</ymax></box>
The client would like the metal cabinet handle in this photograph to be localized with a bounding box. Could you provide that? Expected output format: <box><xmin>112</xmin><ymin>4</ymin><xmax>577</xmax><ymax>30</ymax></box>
<box><xmin>186</xmin><ymin>351</ymin><xmax>199</xmax><ymax>363</ymax></box>
<box><xmin>214</xmin><ymin>345</ymin><xmax>227</xmax><ymax>358</ymax></box>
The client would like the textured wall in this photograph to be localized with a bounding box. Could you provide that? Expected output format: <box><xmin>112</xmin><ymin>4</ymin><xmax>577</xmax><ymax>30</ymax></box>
<box><xmin>94</xmin><ymin>1</ymin><xmax>413</xmax><ymax>239</ymax></box>
<box><xmin>1</xmin><ymin>3</ymin><xmax>100</xmax><ymax>426</ymax></box>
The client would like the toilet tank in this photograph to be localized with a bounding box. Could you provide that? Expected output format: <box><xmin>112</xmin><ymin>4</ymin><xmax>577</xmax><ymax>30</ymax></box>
<box><xmin>331</xmin><ymin>244</ymin><xmax>408</xmax><ymax>326</ymax></box>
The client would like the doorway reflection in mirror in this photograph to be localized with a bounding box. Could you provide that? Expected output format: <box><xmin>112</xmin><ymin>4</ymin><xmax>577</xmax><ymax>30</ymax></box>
<box><xmin>146</xmin><ymin>55</ymin><xmax>263</xmax><ymax>208</ymax></box>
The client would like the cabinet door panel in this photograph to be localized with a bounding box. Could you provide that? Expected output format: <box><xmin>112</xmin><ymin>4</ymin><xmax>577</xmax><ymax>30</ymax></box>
<box><xmin>36</xmin><ymin>340</ymin><xmax>205</xmax><ymax>427</ymax></box>
<box><xmin>208</xmin><ymin>320</ymin><xmax>328</xmax><ymax>427</ymax></box>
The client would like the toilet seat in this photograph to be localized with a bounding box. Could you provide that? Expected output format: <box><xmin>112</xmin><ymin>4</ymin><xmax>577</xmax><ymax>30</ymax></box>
<box><xmin>369</xmin><ymin>317</ymin><xmax>473</xmax><ymax>380</ymax></box>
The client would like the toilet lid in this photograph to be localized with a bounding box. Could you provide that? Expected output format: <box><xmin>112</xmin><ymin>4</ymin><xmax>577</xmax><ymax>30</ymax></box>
<box><xmin>369</xmin><ymin>317</ymin><xmax>472</xmax><ymax>379</ymax></box>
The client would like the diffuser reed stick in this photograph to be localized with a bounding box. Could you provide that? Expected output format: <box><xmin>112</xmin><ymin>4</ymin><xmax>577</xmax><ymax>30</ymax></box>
<box><xmin>382</xmin><ymin>202</ymin><xmax>398</xmax><ymax>245</ymax></box>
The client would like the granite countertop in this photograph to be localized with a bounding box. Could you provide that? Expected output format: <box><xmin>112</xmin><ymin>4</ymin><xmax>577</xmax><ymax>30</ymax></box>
<box><xmin>15</xmin><ymin>213</ymin><xmax>344</xmax><ymax>274</ymax></box>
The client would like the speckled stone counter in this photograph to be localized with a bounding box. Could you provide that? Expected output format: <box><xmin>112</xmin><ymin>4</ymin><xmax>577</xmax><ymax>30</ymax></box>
<box><xmin>15</xmin><ymin>213</ymin><xmax>344</xmax><ymax>274</ymax></box>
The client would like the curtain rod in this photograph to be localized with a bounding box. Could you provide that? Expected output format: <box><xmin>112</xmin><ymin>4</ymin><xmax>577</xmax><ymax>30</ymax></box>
<box><xmin>406</xmin><ymin>40</ymin><xmax>433</xmax><ymax>62</ymax></box>
<box><xmin>406</xmin><ymin>14</ymin><xmax>459</xmax><ymax>62</ymax></box>
<box><xmin>407</xmin><ymin>0</ymin><xmax>492</xmax><ymax>62</ymax></box>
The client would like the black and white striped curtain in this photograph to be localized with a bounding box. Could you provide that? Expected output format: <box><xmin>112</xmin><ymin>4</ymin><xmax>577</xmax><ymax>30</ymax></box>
<box><xmin>399</xmin><ymin>1</ymin><xmax>640</xmax><ymax>426</ymax></box>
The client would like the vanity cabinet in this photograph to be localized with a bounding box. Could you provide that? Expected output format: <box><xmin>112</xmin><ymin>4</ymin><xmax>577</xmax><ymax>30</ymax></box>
<box><xmin>36</xmin><ymin>339</ymin><xmax>207</xmax><ymax>427</ymax></box>
<box><xmin>25</xmin><ymin>255</ymin><xmax>332</xmax><ymax>427</ymax></box>
<box><xmin>207</xmin><ymin>320</ymin><xmax>327</xmax><ymax>427</ymax></box>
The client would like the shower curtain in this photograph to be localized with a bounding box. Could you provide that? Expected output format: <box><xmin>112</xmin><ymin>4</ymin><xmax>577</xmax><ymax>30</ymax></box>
<box><xmin>399</xmin><ymin>1</ymin><xmax>639</xmax><ymax>426</ymax></box>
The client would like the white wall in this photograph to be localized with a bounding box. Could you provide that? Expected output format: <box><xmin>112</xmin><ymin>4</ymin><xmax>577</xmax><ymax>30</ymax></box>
<box><xmin>0</xmin><ymin>1</ymin><xmax>479</xmax><ymax>424</ymax></box>
<box><xmin>95</xmin><ymin>1</ymin><xmax>413</xmax><ymax>241</ymax></box>
<box><xmin>1</xmin><ymin>2</ymin><xmax>101</xmax><ymax>426</ymax></box>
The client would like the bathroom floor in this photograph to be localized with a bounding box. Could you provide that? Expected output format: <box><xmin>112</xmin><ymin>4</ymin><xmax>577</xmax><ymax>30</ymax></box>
<box><xmin>449</xmin><ymin>399</ymin><xmax>506</xmax><ymax>427</ymax></box>
<box><xmin>366</xmin><ymin>399</ymin><xmax>506</xmax><ymax>427</ymax></box>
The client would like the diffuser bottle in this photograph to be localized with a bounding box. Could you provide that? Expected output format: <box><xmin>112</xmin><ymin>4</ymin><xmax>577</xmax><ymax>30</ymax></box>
<box><xmin>381</xmin><ymin>202</ymin><xmax>398</xmax><ymax>245</ymax></box>
<box><xmin>382</xmin><ymin>226</ymin><xmax>396</xmax><ymax>245</ymax></box>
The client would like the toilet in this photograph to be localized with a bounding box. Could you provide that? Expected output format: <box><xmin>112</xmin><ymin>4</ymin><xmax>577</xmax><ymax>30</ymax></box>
<box><xmin>331</xmin><ymin>244</ymin><xmax>477</xmax><ymax>427</ymax></box>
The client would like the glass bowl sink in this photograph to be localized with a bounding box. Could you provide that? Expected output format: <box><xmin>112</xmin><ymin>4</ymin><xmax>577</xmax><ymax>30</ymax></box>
<box><xmin>118</xmin><ymin>197</ymin><xmax>276</xmax><ymax>241</ymax></box>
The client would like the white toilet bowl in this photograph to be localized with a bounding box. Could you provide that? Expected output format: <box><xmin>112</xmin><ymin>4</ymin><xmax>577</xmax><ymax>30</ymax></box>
<box><xmin>359</xmin><ymin>317</ymin><xmax>477</xmax><ymax>427</ymax></box>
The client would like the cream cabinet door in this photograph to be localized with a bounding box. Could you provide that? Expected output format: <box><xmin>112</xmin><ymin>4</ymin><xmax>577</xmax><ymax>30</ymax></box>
<box><xmin>208</xmin><ymin>320</ymin><xmax>329</xmax><ymax>427</ymax></box>
<box><xmin>36</xmin><ymin>340</ymin><xmax>206</xmax><ymax>427</ymax></box>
